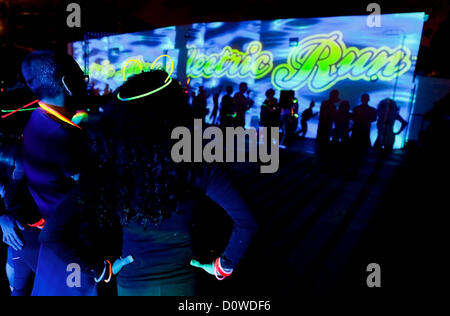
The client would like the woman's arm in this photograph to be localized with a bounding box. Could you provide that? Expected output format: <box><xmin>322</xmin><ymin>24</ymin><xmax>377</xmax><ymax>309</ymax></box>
<box><xmin>191</xmin><ymin>164</ymin><xmax>258</xmax><ymax>275</ymax></box>
<box><xmin>394</xmin><ymin>113</ymin><xmax>408</xmax><ymax>135</ymax></box>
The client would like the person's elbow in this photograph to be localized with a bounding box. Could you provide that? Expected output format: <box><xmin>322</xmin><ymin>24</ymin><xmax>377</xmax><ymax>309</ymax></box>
<box><xmin>242</xmin><ymin>213</ymin><xmax>259</xmax><ymax>236</ymax></box>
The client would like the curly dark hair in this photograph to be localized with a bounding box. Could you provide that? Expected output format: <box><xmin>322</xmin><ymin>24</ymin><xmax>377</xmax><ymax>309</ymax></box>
<box><xmin>81</xmin><ymin>70</ymin><xmax>194</xmax><ymax>228</ymax></box>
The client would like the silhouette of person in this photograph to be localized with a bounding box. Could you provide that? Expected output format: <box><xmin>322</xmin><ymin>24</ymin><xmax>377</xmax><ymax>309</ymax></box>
<box><xmin>333</xmin><ymin>100</ymin><xmax>351</xmax><ymax>144</ymax></box>
<box><xmin>103</xmin><ymin>84</ymin><xmax>112</xmax><ymax>96</ymax></box>
<box><xmin>260</xmin><ymin>88</ymin><xmax>280</xmax><ymax>127</ymax></box>
<box><xmin>420</xmin><ymin>93</ymin><xmax>450</xmax><ymax>150</ymax></box>
<box><xmin>297</xmin><ymin>101</ymin><xmax>317</xmax><ymax>138</ymax></box>
<box><xmin>317</xmin><ymin>89</ymin><xmax>340</xmax><ymax>145</ymax></box>
<box><xmin>232</xmin><ymin>82</ymin><xmax>254</xmax><ymax>128</ymax></box>
<box><xmin>219</xmin><ymin>86</ymin><xmax>234</xmax><ymax>129</ymax></box>
<box><xmin>279</xmin><ymin>90</ymin><xmax>297</xmax><ymax>148</ymax></box>
<box><xmin>192</xmin><ymin>86</ymin><xmax>209</xmax><ymax>123</ymax></box>
<box><xmin>20</xmin><ymin>50</ymin><xmax>106</xmax><ymax>296</ymax></box>
<box><xmin>374</xmin><ymin>98</ymin><xmax>408</xmax><ymax>152</ymax></box>
<box><xmin>209</xmin><ymin>88</ymin><xmax>221</xmax><ymax>125</ymax></box>
<box><xmin>350</xmin><ymin>93</ymin><xmax>378</xmax><ymax>150</ymax></box>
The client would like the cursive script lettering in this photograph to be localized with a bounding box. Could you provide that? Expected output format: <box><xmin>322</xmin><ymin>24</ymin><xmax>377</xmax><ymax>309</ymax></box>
<box><xmin>271</xmin><ymin>31</ymin><xmax>412</xmax><ymax>92</ymax></box>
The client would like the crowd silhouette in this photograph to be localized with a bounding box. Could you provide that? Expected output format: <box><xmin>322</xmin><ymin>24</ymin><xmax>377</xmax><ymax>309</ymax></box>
<box><xmin>187</xmin><ymin>81</ymin><xmax>410</xmax><ymax>153</ymax></box>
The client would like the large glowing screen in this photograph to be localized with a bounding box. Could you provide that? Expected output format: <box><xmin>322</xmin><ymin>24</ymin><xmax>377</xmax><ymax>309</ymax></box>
<box><xmin>72</xmin><ymin>13</ymin><xmax>424</xmax><ymax>148</ymax></box>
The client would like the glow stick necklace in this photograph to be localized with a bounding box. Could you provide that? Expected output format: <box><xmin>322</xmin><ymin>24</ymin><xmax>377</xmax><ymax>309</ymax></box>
<box><xmin>38</xmin><ymin>102</ymin><xmax>81</xmax><ymax>129</ymax></box>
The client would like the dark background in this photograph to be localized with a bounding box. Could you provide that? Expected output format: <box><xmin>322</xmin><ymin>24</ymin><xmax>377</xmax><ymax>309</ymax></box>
<box><xmin>0</xmin><ymin>0</ymin><xmax>449</xmax><ymax>76</ymax></box>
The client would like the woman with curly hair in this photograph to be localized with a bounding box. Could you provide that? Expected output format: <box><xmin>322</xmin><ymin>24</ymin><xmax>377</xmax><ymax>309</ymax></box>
<box><xmin>53</xmin><ymin>69</ymin><xmax>258</xmax><ymax>296</ymax></box>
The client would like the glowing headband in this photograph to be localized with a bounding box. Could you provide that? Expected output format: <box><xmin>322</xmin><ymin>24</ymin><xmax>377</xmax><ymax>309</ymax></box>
<box><xmin>117</xmin><ymin>54</ymin><xmax>175</xmax><ymax>102</ymax></box>
<box><xmin>38</xmin><ymin>102</ymin><xmax>81</xmax><ymax>129</ymax></box>
<box><xmin>150</xmin><ymin>55</ymin><xmax>174</xmax><ymax>83</ymax></box>
<box><xmin>117</xmin><ymin>77</ymin><xmax>173</xmax><ymax>101</ymax></box>
<box><xmin>122</xmin><ymin>59</ymin><xmax>144</xmax><ymax>81</ymax></box>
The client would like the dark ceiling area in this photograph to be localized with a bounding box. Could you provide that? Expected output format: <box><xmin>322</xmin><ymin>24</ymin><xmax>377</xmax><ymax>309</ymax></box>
<box><xmin>1</xmin><ymin>0</ymin><xmax>449</xmax><ymax>47</ymax></box>
<box><xmin>0</xmin><ymin>0</ymin><xmax>449</xmax><ymax>83</ymax></box>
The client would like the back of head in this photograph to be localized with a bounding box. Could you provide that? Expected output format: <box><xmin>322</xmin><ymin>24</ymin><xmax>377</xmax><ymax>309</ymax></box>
<box><xmin>113</xmin><ymin>70</ymin><xmax>192</xmax><ymax>135</ymax></box>
<box><xmin>378</xmin><ymin>98</ymin><xmax>397</xmax><ymax>111</ymax></box>
<box><xmin>329</xmin><ymin>89</ymin><xmax>340</xmax><ymax>102</ymax></box>
<box><xmin>361</xmin><ymin>93</ymin><xmax>370</xmax><ymax>104</ymax></box>
<box><xmin>265</xmin><ymin>88</ymin><xmax>275</xmax><ymax>98</ymax></box>
<box><xmin>21</xmin><ymin>50</ymin><xmax>63</xmax><ymax>99</ymax></box>
<box><xmin>239</xmin><ymin>82</ymin><xmax>247</xmax><ymax>92</ymax></box>
<box><xmin>86</xmin><ymin>70</ymin><xmax>193</xmax><ymax>227</ymax></box>
<box><xmin>21</xmin><ymin>50</ymin><xmax>86</xmax><ymax>102</ymax></box>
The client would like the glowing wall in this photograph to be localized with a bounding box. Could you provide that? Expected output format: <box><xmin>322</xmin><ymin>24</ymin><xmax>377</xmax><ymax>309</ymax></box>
<box><xmin>72</xmin><ymin>13</ymin><xmax>424</xmax><ymax>148</ymax></box>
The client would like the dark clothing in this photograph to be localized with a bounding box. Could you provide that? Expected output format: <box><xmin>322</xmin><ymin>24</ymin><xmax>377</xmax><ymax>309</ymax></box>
<box><xmin>1</xmin><ymin>137</ymin><xmax>42</xmax><ymax>296</ymax></box>
<box><xmin>220</xmin><ymin>95</ymin><xmax>234</xmax><ymax>128</ymax></box>
<box><xmin>317</xmin><ymin>100</ymin><xmax>337</xmax><ymax>144</ymax></box>
<box><xmin>301</xmin><ymin>108</ymin><xmax>314</xmax><ymax>122</ymax></box>
<box><xmin>31</xmin><ymin>242</ymin><xmax>97</xmax><ymax>296</ymax></box>
<box><xmin>34</xmin><ymin>179</ymin><xmax>126</xmax><ymax>296</ymax></box>
<box><xmin>193</xmin><ymin>94</ymin><xmax>208</xmax><ymax>122</ymax></box>
<box><xmin>351</xmin><ymin>104</ymin><xmax>377</xmax><ymax>148</ymax></box>
<box><xmin>260</xmin><ymin>98</ymin><xmax>280</xmax><ymax>127</ymax></box>
<box><xmin>333</xmin><ymin>110</ymin><xmax>351</xmax><ymax>143</ymax></box>
<box><xmin>210</xmin><ymin>94</ymin><xmax>220</xmax><ymax>125</ymax></box>
<box><xmin>117</xmin><ymin>164</ymin><xmax>257</xmax><ymax>293</ymax></box>
<box><xmin>117</xmin><ymin>278</ymin><xmax>197</xmax><ymax>296</ymax></box>
<box><xmin>23</xmin><ymin>108</ymin><xmax>84</xmax><ymax>219</ymax></box>
<box><xmin>7</xmin><ymin>227</ymin><xmax>40</xmax><ymax>296</ymax></box>
<box><xmin>232</xmin><ymin>92</ymin><xmax>253</xmax><ymax>127</ymax></box>
<box><xmin>22</xmin><ymin>107</ymin><xmax>87</xmax><ymax>296</ymax></box>
<box><xmin>298</xmin><ymin>108</ymin><xmax>315</xmax><ymax>137</ymax></box>
<box><xmin>1</xmin><ymin>138</ymin><xmax>42</xmax><ymax>224</ymax></box>
<box><xmin>280</xmin><ymin>103</ymin><xmax>298</xmax><ymax>146</ymax></box>
<box><xmin>38</xmin><ymin>163</ymin><xmax>257</xmax><ymax>296</ymax></box>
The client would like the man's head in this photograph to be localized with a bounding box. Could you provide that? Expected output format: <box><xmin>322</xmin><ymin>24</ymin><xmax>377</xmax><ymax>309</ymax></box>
<box><xmin>361</xmin><ymin>93</ymin><xmax>370</xmax><ymax>105</ymax></box>
<box><xmin>239</xmin><ymin>82</ymin><xmax>248</xmax><ymax>93</ymax></box>
<box><xmin>21</xmin><ymin>51</ymin><xmax>86</xmax><ymax>104</ymax></box>
<box><xmin>22</xmin><ymin>51</ymin><xmax>63</xmax><ymax>100</ymax></box>
<box><xmin>265</xmin><ymin>88</ymin><xmax>275</xmax><ymax>99</ymax></box>
<box><xmin>329</xmin><ymin>89</ymin><xmax>340</xmax><ymax>102</ymax></box>
<box><xmin>226</xmin><ymin>85</ymin><xmax>233</xmax><ymax>95</ymax></box>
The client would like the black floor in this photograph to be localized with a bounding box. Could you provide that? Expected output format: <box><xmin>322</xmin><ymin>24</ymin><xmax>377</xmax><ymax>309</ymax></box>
<box><xmin>201</xmin><ymin>138</ymin><xmax>445</xmax><ymax>298</ymax></box>
<box><xmin>1</xmin><ymin>137</ymin><xmax>445</xmax><ymax>297</ymax></box>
